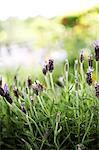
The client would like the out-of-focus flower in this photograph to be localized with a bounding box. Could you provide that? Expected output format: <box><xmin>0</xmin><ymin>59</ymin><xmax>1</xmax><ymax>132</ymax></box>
<box><xmin>93</xmin><ymin>40</ymin><xmax>99</xmax><ymax>61</ymax></box>
<box><xmin>86</xmin><ymin>67</ymin><xmax>92</xmax><ymax>85</ymax></box>
<box><xmin>78</xmin><ymin>144</ymin><xmax>81</xmax><ymax>150</ymax></box>
<box><xmin>95</xmin><ymin>82</ymin><xmax>99</xmax><ymax>98</ymax></box>
<box><xmin>27</xmin><ymin>76</ymin><xmax>32</xmax><ymax>88</ymax></box>
<box><xmin>32</xmin><ymin>80</ymin><xmax>43</xmax><ymax>95</ymax></box>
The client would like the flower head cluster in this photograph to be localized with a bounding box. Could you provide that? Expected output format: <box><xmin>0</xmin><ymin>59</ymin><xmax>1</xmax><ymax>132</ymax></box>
<box><xmin>32</xmin><ymin>80</ymin><xmax>43</xmax><ymax>95</ymax></box>
<box><xmin>42</xmin><ymin>59</ymin><xmax>54</xmax><ymax>75</ymax></box>
<box><xmin>93</xmin><ymin>40</ymin><xmax>99</xmax><ymax>61</ymax></box>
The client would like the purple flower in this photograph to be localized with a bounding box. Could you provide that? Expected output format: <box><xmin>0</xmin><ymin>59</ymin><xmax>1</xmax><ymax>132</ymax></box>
<box><xmin>4</xmin><ymin>83</ymin><xmax>9</xmax><ymax>93</ymax></box>
<box><xmin>95</xmin><ymin>82</ymin><xmax>99</xmax><ymax>98</ymax></box>
<box><xmin>93</xmin><ymin>40</ymin><xmax>99</xmax><ymax>61</ymax></box>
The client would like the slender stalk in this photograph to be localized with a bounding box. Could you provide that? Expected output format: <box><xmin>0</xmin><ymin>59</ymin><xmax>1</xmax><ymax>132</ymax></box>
<box><xmin>82</xmin><ymin>113</ymin><xmax>93</xmax><ymax>143</ymax></box>
<box><xmin>44</xmin><ymin>75</ymin><xmax>50</xmax><ymax>89</ymax></box>
<box><xmin>37</xmin><ymin>95</ymin><xmax>45</xmax><ymax>111</ymax></box>
<box><xmin>80</xmin><ymin>62</ymin><xmax>84</xmax><ymax>82</ymax></box>
<box><xmin>65</xmin><ymin>71</ymin><xmax>68</xmax><ymax>86</ymax></box>
<box><xmin>27</xmin><ymin>88</ymin><xmax>34</xmax><ymax>117</ymax></box>
<box><xmin>96</xmin><ymin>61</ymin><xmax>99</xmax><ymax>82</ymax></box>
<box><xmin>50</xmin><ymin>73</ymin><xmax>55</xmax><ymax>92</ymax></box>
<box><xmin>26</xmin><ymin>114</ymin><xmax>33</xmax><ymax>134</ymax></box>
<box><xmin>64</xmin><ymin>59</ymin><xmax>69</xmax><ymax>87</ymax></box>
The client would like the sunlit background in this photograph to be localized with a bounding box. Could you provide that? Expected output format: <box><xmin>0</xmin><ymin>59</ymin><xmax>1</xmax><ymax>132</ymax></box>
<box><xmin>0</xmin><ymin>0</ymin><xmax>99</xmax><ymax>73</ymax></box>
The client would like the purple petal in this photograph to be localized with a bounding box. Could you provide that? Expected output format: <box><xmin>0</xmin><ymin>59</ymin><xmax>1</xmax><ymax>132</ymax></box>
<box><xmin>4</xmin><ymin>83</ymin><xmax>8</xmax><ymax>93</ymax></box>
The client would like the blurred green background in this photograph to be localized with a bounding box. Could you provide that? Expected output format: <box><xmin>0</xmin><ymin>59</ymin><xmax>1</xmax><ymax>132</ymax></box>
<box><xmin>0</xmin><ymin>2</ymin><xmax>99</xmax><ymax>80</ymax></box>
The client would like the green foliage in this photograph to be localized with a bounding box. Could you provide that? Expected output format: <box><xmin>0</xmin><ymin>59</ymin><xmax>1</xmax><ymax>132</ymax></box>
<box><xmin>0</xmin><ymin>59</ymin><xmax>99</xmax><ymax>150</ymax></box>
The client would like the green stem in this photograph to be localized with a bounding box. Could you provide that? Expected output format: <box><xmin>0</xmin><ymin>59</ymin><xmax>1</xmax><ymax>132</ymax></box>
<box><xmin>54</xmin><ymin>122</ymin><xmax>59</xmax><ymax>149</ymax></box>
<box><xmin>44</xmin><ymin>75</ymin><xmax>50</xmax><ymax>89</ymax></box>
<box><xmin>26</xmin><ymin>114</ymin><xmax>33</xmax><ymax>134</ymax></box>
<box><xmin>82</xmin><ymin>113</ymin><xmax>93</xmax><ymax>143</ymax></box>
<box><xmin>65</xmin><ymin>71</ymin><xmax>68</xmax><ymax>86</ymax></box>
<box><xmin>37</xmin><ymin>95</ymin><xmax>45</xmax><ymax>111</ymax></box>
<box><xmin>80</xmin><ymin>62</ymin><xmax>84</xmax><ymax>82</ymax></box>
<box><xmin>96</xmin><ymin>61</ymin><xmax>99</xmax><ymax>82</ymax></box>
<box><xmin>50</xmin><ymin>73</ymin><xmax>55</xmax><ymax>92</ymax></box>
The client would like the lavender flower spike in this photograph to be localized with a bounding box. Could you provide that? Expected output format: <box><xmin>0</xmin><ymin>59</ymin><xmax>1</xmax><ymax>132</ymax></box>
<box><xmin>93</xmin><ymin>40</ymin><xmax>99</xmax><ymax>61</ymax></box>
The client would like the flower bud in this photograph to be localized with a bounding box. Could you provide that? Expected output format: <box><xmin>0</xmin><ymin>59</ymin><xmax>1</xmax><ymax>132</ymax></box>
<box><xmin>13</xmin><ymin>86</ymin><xmax>19</xmax><ymax>98</ymax></box>
<box><xmin>27</xmin><ymin>76</ymin><xmax>32</xmax><ymax>88</ymax></box>
<box><xmin>95</xmin><ymin>82</ymin><xmax>99</xmax><ymax>98</ymax></box>
<box><xmin>64</xmin><ymin>59</ymin><xmax>69</xmax><ymax>72</ymax></box>
<box><xmin>86</xmin><ymin>68</ymin><xmax>92</xmax><ymax>85</ymax></box>
<box><xmin>88</xmin><ymin>54</ymin><xmax>93</xmax><ymax>68</ymax></box>
<box><xmin>48</xmin><ymin>59</ymin><xmax>54</xmax><ymax>72</ymax></box>
<box><xmin>80</xmin><ymin>50</ymin><xmax>84</xmax><ymax>63</ymax></box>
<box><xmin>42</xmin><ymin>61</ymin><xmax>48</xmax><ymax>75</ymax></box>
